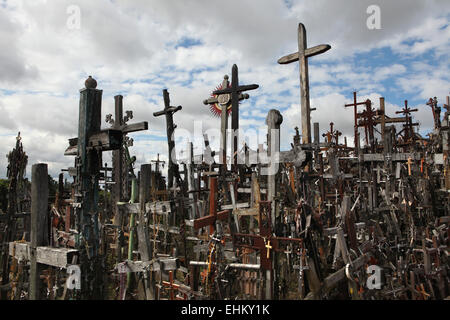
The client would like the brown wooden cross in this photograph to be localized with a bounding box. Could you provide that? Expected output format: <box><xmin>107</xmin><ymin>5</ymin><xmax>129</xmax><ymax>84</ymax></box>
<box><xmin>278</xmin><ymin>23</ymin><xmax>331</xmax><ymax>144</ymax></box>
<box><xmin>105</xmin><ymin>95</ymin><xmax>149</xmax><ymax>221</ymax></box>
<box><xmin>193</xmin><ymin>176</ymin><xmax>229</xmax><ymax>235</ymax></box>
<box><xmin>344</xmin><ymin>92</ymin><xmax>370</xmax><ymax>151</ymax></box>
<box><xmin>153</xmin><ymin>89</ymin><xmax>182</xmax><ymax>189</ymax></box>
<box><xmin>212</xmin><ymin>65</ymin><xmax>259</xmax><ymax>171</ymax></box>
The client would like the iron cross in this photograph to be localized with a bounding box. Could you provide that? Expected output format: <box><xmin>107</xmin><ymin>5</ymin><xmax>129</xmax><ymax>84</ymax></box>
<box><xmin>213</xmin><ymin>64</ymin><xmax>259</xmax><ymax>170</ymax></box>
<box><xmin>278</xmin><ymin>23</ymin><xmax>331</xmax><ymax>144</ymax></box>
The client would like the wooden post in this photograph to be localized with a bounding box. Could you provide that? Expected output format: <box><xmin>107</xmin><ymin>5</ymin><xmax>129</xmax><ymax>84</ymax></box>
<box><xmin>137</xmin><ymin>164</ymin><xmax>154</xmax><ymax>300</ymax></box>
<box><xmin>380</xmin><ymin>97</ymin><xmax>386</xmax><ymax>144</ymax></box>
<box><xmin>76</xmin><ymin>76</ymin><xmax>103</xmax><ymax>298</ymax></box>
<box><xmin>30</xmin><ymin>163</ymin><xmax>49</xmax><ymax>300</ymax></box>
<box><xmin>266</xmin><ymin>109</ymin><xmax>283</xmax><ymax>228</ymax></box>
<box><xmin>112</xmin><ymin>95</ymin><xmax>126</xmax><ymax>225</ymax></box>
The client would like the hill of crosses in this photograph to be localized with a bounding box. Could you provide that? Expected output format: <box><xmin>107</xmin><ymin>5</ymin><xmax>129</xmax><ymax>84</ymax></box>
<box><xmin>0</xmin><ymin>23</ymin><xmax>449</xmax><ymax>301</ymax></box>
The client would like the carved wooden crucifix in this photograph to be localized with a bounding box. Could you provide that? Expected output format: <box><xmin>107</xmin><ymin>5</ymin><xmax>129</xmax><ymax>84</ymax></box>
<box><xmin>153</xmin><ymin>89</ymin><xmax>182</xmax><ymax>190</ymax></box>
<box><xmin>278</xmin><ymin>23</ymin><xmax>331</xmax><ymax>144</ymax></box>
<box><xmin>213</xmin><ymin>64</ymin><xmax>259</xmax><ymax>171</ymax></box>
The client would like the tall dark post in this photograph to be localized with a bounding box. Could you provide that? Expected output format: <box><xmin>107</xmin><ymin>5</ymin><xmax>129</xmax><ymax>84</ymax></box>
<box><xmin>29</xmin><ymin>163</ymin><xmax>49</xmax><ymax>300</ymax></box>
<box><xmin>112</xmin><ymin>95</ymin><xmax>126</xmax><ymax>224</ymax></box>
<box><xmin>153</xmin><ymin>89</ymin><xmax>182</xmax><ymax>189</ymax></box>
<box><xmin>76</xmin><ymin>76</ymin><xmax>103</xmax><ymax>299</ymax></box>
<box><xmin>137</xmin><ymin>164</ymin><xmax>154</xmax><ymax>299</ymax></box>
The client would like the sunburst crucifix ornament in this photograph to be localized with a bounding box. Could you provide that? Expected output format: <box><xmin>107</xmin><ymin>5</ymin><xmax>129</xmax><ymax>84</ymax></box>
<box><xmin>204</xmin><ymin>75</ymin><xmax>234</xmax><ymax>117</ymax></box>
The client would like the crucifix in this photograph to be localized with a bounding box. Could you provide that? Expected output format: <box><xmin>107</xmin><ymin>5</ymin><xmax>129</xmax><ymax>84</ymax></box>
<box><xmin>204</xmin><ymin>75</ymin><xmax>251</xmax><ymax>170</ymax></box>
<box><xmin>212</xmin><ymin>64</ymin><xmax>259</xmax><ymax>171</ymax></box>
<box><xmin>153</xmin><ymin>89</ymin><xmax>182</xmax><ymax>190</ymax></box>
<box><xmin>426</xmin><ymin>97</ymin><xmax>441</xmax><ymax>129</ymax></box>
<box><xmin>278</xmin><ymin>23</ymin><xmax>331</xmax><ymax>144</ymax></box>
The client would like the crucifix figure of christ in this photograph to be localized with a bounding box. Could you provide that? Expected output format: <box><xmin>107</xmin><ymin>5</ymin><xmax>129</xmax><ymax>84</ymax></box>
<box><xmin>203</xmin><ymin>74</ymin><xmax>252</xmax><ymax>170</ymax></box>
<box><xmin>153</xmin><ymin>89</ymin><xmax>182</xmax><ymax>190</ymax></box>
<box><xmin>212</xmin><ymin>64</ymin><xmax>259</xmax><ymax>171</ymax></box>
<box><xmin>278</xmin><ymin>23</ymin><xmax>331</xmax><ymax>145</ymax></box>
<box><xmin>105</xmin><ymin>95</ymin><xmax>148</xmax><ymax>226</ymax></box>
<box><xmin>426</xmin><ymin>97</ymin><xmax>441</xmax><ymax>129</ymax></box>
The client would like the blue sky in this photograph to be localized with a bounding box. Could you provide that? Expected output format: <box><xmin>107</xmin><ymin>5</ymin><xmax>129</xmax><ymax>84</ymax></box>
<box><xmin>0</xmin><ymin>0</ymin><xmax>449</xmax><ymax>178</ymax></box>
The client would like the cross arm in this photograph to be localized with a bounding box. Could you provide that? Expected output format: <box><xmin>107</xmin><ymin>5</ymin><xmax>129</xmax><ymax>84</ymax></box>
<box><xmin>277</xmin><ymin>44</ymin><xmax>331</xmax><ymax>64</ymax></box>
<box><xmin>193</xmin><ymin>210</ymin><xmax>229</xmax><ymax>229</ymax></box>
<box><xmin>120</xmin><ymin>121</ymin><xmax>148</xmax><ymax>134</ymax></box>
<box><xmin>153</xmin><ymin>106</ymin><xmax>182</xmax><ymax>117</ymax></box>
<box><xmin>213</xmin><ymin>84</ymin><xmax>259</xmax><ymax>95</ymax></box>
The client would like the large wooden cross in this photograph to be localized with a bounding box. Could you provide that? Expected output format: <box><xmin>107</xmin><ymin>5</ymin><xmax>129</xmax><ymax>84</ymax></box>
<box><xmin>213</xmin><ymin>64</ymin><xmax>259</xmax><ymax>171</ymax></box>
<box><xmin>278</xmin><ymin>23</ymin><xmax>331</xmax><ymax>144</ymax></box>
<box><xmin>153</xmin><ymin>89</ymin><xmax>182</xmax><ymax>189</ymax></box>
<box><xmin>193</xmin><ymin>176</ymin><xmax>229</xmax><ymax>235</ymax></box>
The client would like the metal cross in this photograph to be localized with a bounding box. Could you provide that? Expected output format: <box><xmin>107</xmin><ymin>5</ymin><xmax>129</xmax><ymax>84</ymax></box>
<box><xmin>278</xmin><ymin>23</ymin><xmax>331</xmax><ymax>144</ymax></box>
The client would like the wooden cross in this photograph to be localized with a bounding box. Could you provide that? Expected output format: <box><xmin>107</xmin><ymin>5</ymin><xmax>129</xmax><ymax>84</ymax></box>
<box><xmin>153</xmin><ymin>89</ymin><xmax>182</xmax><ymax>189</ymax></box>
<box><xmin>105</xmin><ymin>95</ymin><xmax>148</xmax><ymax>223</ymax></box>
<box><xmin>344</xmin><ymin>92</ymin><xmax>370</xmax><ymax>151</ymax></box>
<box><xmin>278</xmin><ymin>23</ymin><xmax>331</xmax><ymax>144</ymax></box>
<box><xmin>407</xmin><ymin>157</ymin><xmax>413</xmax><ymax>176</ymax></box>
<box><xmin>213</xmin><ymin>64</ymin><xmax>259</xmax><ymax>171</ymax></box>
<box><xmin>204</xmin><ymin>75</ymin><xmax>251</xmax><ymax>169</ymax></box>
<box><xmin>193</xmin><ymin>176</ymin><xmax>229</xmax><ymax>235</ymax></box>
<box><xmin>357</xmin><ymin>99</ymin><xmax>377</xmax><ymax>151</ymax></box>
<box><xmin>374</xmin><ymin>97</ymin><xmax>407</xmax><ymax>145</ymax></box>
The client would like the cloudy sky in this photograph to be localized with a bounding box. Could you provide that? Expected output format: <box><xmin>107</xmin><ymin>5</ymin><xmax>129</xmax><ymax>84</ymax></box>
<box><xmin>0</xmin><ymin>0</ymin><xmax>449</xmax><ymax>179</ymax></box>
